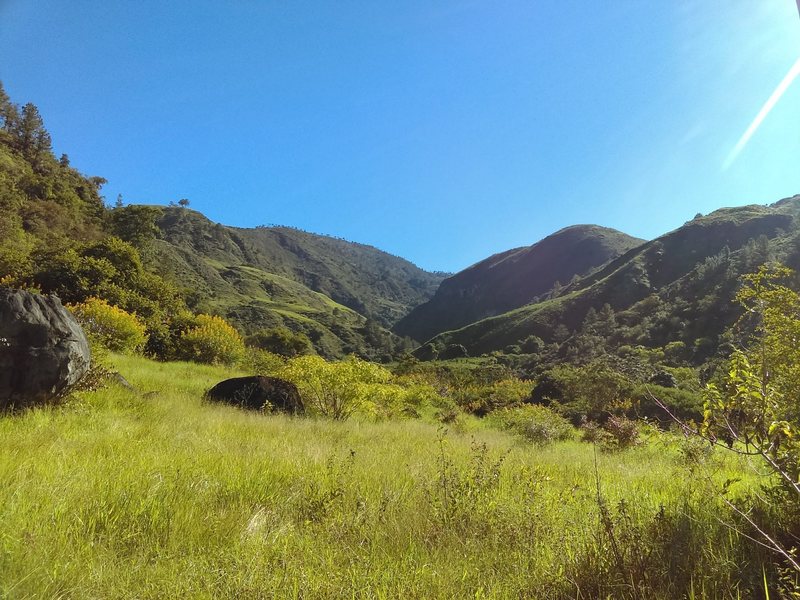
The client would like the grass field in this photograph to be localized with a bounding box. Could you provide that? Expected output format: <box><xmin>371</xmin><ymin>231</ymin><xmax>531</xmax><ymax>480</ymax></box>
<box><xmin>0</xmin><ymin>355</ymin><xmax>774</xmax><ymax>598</ymax></box>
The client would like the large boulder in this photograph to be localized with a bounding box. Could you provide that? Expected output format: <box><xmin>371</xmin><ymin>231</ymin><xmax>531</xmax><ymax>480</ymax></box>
<box><xmin>0</xmin><ymin>288</ymin><xmax>91</xmax><ymax>410</ymax></box>
<box><xmin>205</xmin><ymin>376</ymin><xmax>304</xmax><ymax>414</ymax></box>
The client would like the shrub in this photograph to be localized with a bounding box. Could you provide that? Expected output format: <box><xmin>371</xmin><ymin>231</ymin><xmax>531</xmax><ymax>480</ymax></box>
<box><xmin>582</xmin><ymin>416</ymin><xmax>642</xmax><ymax>452</ymax></box>
<box><xmin>603</xmin><ymin>415</ymin><xmax>642</xmax><ymax>451</ymax></box>
<box><xmin>245</xmin><ymin>327</ymin><xmax>312</xmax><ymax>357</ymax></box>
<box><xmin>487</xmin><ymin>378</ymin><xmax>532</xmax><ymax>408</ymax></box>
<box><xmin>278</xmin><ymin>355</ymin><xmax>393</xmax><ymax>420</ymax></box>
<box><xmin>176</xmin><ymin>314</ymin><xmax>245</xmax><ymax>366</ymax></box>
<box><xmin>241</xmin><ymin>347</ymin><xmax>285</xmax><ymax>375</ymax></box>
<box><xmin>491</xmin><ymin>405</ymin><xmax>574</xmax><ymax>445</ymax></box>
<box><xmin>402</xmin><ymin>383</ymin><xmax>446</xmax><ymax>408</ymax></box>
<box><xmin>68</xmin><ymin>297</ymin><xmax>147</xmax><ymax>354</ymax></box>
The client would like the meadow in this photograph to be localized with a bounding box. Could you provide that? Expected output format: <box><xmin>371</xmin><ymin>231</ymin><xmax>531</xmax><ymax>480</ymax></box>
<box><xmin>0</xmin><ymin>354</ymin><xmax>772</xmax><ymax>599</ymax></box>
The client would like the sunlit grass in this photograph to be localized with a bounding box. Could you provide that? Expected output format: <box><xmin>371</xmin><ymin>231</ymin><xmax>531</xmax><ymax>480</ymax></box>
<box><xmin>0</xmin><ymin>354</ymin><xmax>771</xmax><ymax>598</ymax></box>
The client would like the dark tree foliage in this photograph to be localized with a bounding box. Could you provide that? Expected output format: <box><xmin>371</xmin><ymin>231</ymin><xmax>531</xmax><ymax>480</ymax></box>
<box><xmin>108</xmin><ymin>205</ymin><xmax>161</xmax><ymax>252</ymax></box>
<box><xmin>245</xmin><ymin>327</ymin><xmax>313</xmax><ymax>358</ymax></box>
<box><xmin>13</xmin><ymin>103</ymin><xmax>52</xmax><ymax>162</ymax></box>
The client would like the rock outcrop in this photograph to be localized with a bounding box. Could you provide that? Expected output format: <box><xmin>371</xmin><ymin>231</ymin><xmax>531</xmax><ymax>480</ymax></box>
<box><xmin>205</xmin><ymin>376</ymin><xmax>304</xmax><ymax>414</ymax></box>
<box><xmin>0</xmin><ymin>288</ymin><xmax>91</xmax><ymax>410</ymax></box>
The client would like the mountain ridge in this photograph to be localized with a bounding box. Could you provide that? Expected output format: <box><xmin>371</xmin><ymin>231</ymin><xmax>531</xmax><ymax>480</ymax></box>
<box><xmin>394</xmin><ymin>224</ymin><xmax>644</xmax><ymax>342</ymax></box>
<box><xmin>422</xmin><ymin>196</ymin><xmax>800</xmax><ymax>363</ymax></box>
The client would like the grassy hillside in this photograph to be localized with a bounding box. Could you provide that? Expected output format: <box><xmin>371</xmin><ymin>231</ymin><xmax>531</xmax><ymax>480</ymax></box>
<box><xmin>152</xmin><ymin>207</ymin><xmax>445</xmax><ymax>358</ymax></box>
<box><xmin>427</xmin><ymin>197</ymin><xmax>800</xmax><ymax>360</ymax></box>
<box><xmin>156</xmin><ymin>207</ymin><xmax>445</xmax><ymax>326</ymax></box>
<box><xmin>0</xmin><ymin>354</ymin><xmax>771</xmax><ymax>598</ymax></box>
<box><xmin>394</xmin><ymin>225</ymin><xmax>643</xmax><ymax>342</ymax></box>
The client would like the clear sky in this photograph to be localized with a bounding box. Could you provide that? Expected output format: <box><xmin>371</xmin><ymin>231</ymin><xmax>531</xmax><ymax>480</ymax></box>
<box><xmin>1</xmin><ymin>1</ymin><xmax>799</xmax><ymax>272</ymax></box>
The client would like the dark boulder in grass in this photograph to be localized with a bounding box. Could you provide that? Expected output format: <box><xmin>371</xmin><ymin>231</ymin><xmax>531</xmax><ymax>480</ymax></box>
<box><xmin>205</xmin><ymin>376</ymin><xmax>304</xmax><ymax>414</ymax></box>
<box><xmin>0</xmin><ymin>288</ymin><xmax>91</xmax><ymax>411</ymax></box>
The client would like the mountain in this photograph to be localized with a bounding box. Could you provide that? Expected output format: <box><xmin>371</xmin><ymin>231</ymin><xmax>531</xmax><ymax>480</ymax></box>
<box><xmin>423</xmin><ymin>197</ymin><xmax>800</xmax><ymax>363</ymax></box>
<box><xmin>151</xmin><ymin>207</ymin><xmax>447</xmax><ymax>358</ymax></box>
<box><xmin>394</xmin><ymin>225</ymin><xmax>644</xmax><ymax>342</ymax></box>
<box><xmin>0</xmin><ymin>83</ymin><xmax>447</xmax><ymax>360</ymax></box>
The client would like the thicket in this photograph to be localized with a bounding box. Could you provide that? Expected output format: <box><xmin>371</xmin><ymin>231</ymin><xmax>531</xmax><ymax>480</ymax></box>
<box><xmin>67</xmin><ymin>297</ymin><xmax>147</xmax><ymax>354</ymax></box>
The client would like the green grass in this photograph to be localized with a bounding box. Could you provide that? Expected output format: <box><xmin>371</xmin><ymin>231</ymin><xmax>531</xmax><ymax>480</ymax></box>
<box><xmin>0</xmin><ymin>355</ymin><xmax>775</xmax><ymax>598</ymax></box>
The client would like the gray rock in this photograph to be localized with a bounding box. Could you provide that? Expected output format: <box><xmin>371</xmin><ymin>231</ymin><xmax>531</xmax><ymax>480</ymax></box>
<box><xmin>0</xmin><ymin>288</ymin><xmax>91</xmax><ymax>410</ymax></box>
<box><xmin>205</xmin><ymin>376</ymin><xmax>304</xmax><ymax>414</ymax></box>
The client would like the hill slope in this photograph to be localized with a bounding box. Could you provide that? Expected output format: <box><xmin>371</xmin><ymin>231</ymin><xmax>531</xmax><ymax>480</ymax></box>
<box><xmin>151</xmin><ymin>207</ymin><xmax>446</xmax><ymax>358</ymax></box>
<box><xmin>394</xmin><ymin>225</ymin><xmax>644</xmax><ymax>342</ymax></box>
<box><xmin>425</xmin><ymin>197</ymin><xmax>800</xmax><ymax>362</ymax></box>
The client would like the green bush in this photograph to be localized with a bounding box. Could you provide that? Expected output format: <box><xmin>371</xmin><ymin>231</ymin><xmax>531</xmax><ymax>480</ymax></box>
<box><xmin>68</xmin><ymin>297</ymin><xmax>147</xmax><ymax>354</ymax></box>
<box><xmin>490</xmin><ymin>405</ymin><xmax>575</xmax><ymax>445</ymax></box>
<box><xmin>241</xmin><ymin>347</ymin><xmax>286</xmax><ymax>375</ymax></box>
<box><xmin>245</xmin><ymin>327</ymin><xmax>312</xmax><ymax>357</ymax></box>
<box><xmin>176</xmin><ymin>314</ymin><xmax>245</xmax><ymax>366</ymax></box>
<box><xmin>279</xmin><ymin>355</ymin><xmax>394</xmax><ymax>420</ymax></box>
<box><xmin>581</xmin><ymin>416</ymin><xmax>642</xmax><ymax>452</ymax></box>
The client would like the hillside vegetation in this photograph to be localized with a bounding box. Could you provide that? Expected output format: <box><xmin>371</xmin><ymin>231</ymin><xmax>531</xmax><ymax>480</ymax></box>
<box><xmin>394</xmin><ymin>225</ymin><xmax>643</xmax><ymax>342</ymax></box>
<box><xmin>425</xmin><ymin>198</ymin><xmax>800</xmax><ymax>364</ymax></box>
<box><xmin>152</xmin><ymin>207</ymin><xmax>445</xmax><ymax>359</ymax></box>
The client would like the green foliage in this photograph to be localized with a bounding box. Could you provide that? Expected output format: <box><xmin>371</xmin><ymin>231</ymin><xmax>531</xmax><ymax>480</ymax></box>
<box><xmin>538</xmin><ymin>363</ymin><xmax>634</xmax><ymax>424</ymax></box>
<box><xmin>580</xmin><ymin>416</ymin><xmax>643</xmax><ymax>452</ymax></box>
<box><xmin>68</xmin><ymin>297</ymin><xmax>148</xmax><ymax>354</ymax></box>
<box><xmin>701</xmin><ymin>264</ymin><xmax>800</xmax><ymax>579</ymax></box>
<box><xmin>245</xmin><ymin>326</ymin><xmax>312</xmax><ymax>357</ymax></box>
<box><xmin>600</xmin><ymin>415</ymin><xmax>643</xmax><ymax>451</ymax></box>
<box><xmin>703</xmin><ymin>265</ymin><xmax>800</xmax><ymax>472</ymax></box>
<box><xmin>107</xmin><ymin>205</ymin><xmax>161</xmax><ymax>252</ymax></box>
<box><xmin>240</xmin><ymin>347</ymin><xmax>286</xmax><ymax>375</ymax></box>
<box><xmin>489</xmin><ymin>404</ymin><xmax>574</xmax><ymax>445</ymax></box>
<box><xmin>177</xmin><ymin>314</ymin><xmax>245</xmax><ymax>366</ymax></box>
<box><xmin>278</xmin><ymin>354</ymin><xmax>393</xmax><ymax>420</ymax></box>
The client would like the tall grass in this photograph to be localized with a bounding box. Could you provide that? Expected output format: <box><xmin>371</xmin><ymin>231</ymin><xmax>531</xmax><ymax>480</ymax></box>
<box><xmin>0</xmin><ymin>355</ymin><xmax>775</xmax><ymax>598</ymax></box>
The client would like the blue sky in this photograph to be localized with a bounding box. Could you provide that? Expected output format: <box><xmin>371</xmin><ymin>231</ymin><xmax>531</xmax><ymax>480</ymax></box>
<box><xmin>1</xmin><ymin>1</ymin><xmax>799</xmax><ymax>272</ymax></box>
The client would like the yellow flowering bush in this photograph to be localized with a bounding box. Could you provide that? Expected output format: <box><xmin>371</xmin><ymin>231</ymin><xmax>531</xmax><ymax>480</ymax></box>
<box><xmin>68</xmin><ymin>297</ymin><xmax>147</xmax><ymax>354</ymax></box>
<box><xmin>177</xmin><ymin>314</ymin><xmax>245</xmax><ymax>366</ymax></box>
<box><xmin>279</xmin><ymin>355</ymin><xmax>394</xmax><ymax>420</ymax></box>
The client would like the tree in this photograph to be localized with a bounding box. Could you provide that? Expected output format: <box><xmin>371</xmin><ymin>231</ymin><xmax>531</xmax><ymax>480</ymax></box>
<box><xmin>108</xmin><ymin>205</ymin><xmax>161</xmax><ymax>252</ymax></box>
<box><xmin>13</xmin><ymin>103</ymin><xmax>52</xmax><ymax>161</ymax></box>
<box><xmin>178</xmin><ymin>198</ymin><xmax>190</xmax><ymax>208</ymax></box>
<box><xmin>666</xmin><ymin>265</ymin><xmax>800</xmax><ymax>578</ymax></box>
<box><xmin>0</xmin><ymin>81</ymin><xmax>19</xmax><ymax>132</ymax></box>
<box><xmin>703</xmin><ymin>265</ymin><xmax>800</xmax><ymax>475</ymax></box>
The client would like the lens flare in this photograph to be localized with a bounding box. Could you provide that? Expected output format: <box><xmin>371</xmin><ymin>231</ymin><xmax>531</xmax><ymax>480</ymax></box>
<box><xmin>722</xmin><ymin>55</ymin><xmax>800</xmax><ymax>171</ymax></box>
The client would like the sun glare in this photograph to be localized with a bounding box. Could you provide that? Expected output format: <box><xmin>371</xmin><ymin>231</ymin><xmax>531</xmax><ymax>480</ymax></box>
<box><xmin>723</xmin><ymin>54</ymin><xmax>800</xmax><ymax>171</ymax></box>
